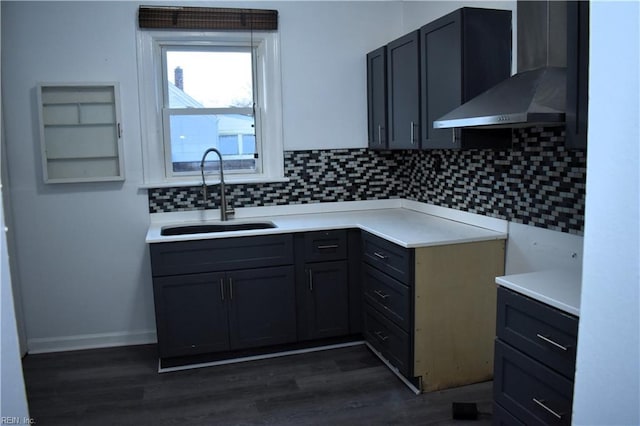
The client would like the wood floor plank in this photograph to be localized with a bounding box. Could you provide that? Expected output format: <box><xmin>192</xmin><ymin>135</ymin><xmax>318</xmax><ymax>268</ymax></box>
<box><xmin>22</xmin><ymin>344</ymin><xmax>493</xmax><ymax>425</ymax></box>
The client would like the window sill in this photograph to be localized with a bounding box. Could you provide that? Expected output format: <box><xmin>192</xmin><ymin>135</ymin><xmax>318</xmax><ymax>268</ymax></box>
<box><xmin>140</xmin><ymin>176</ymin><xmax>290</xmax><ymax>189</ymax></box>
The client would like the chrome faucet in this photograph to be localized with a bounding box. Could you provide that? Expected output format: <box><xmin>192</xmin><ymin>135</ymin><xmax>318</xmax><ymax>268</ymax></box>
<box><xmin>200</xmin><ymin>147</ymin><xmax>234</xmax><ymax>221</ymax></box>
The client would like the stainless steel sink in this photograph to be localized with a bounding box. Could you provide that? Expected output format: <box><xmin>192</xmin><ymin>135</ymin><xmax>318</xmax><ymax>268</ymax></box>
<box><xmin>161</xmin><ymin>222</ymin><xmax>277</xmax><ymax>236</ymax></box>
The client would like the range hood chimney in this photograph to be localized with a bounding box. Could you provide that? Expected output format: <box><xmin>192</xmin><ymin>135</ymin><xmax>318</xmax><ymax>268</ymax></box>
<box><xmin>434</xmin><ymin>1</ymin><xmax>567</xmax><ymax>129</ymax></box>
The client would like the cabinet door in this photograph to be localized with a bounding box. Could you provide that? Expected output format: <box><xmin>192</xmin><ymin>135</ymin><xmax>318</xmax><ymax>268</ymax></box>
<box><xmin>227</xmin><ymin>266</ymin><xmax>297</xmax><ymax>350</ymax></box>
<box><xmin>153</xmin><ymin>272</ymin><xmax>229</xmax><ymax>358</ymax></box>
<box><xmin>387</xmin><ymin>31</ymin><xmax>420</xmax><ymax>150</ymax></box>
<box><xmin>565</xmin><ymin>0</ymin><xmax>589</xmax><ymax>150</ymax></box>
<box><xmin>300</xmin><ymin>261</ymin><xmax>350</xmax><ymax>340</ymax></box>
<box><xmin>367</xmin><ymin>46</ymin><xmax>388</xmax><ymax>150</ymax></box>
<box><xmin>420</xmin><ymin>8</ymin><xmax>512</xmax><ymax>150</ymax></box>
<box><xmin>420</xmin><ymin>13</ymin><xmax>462</xmax><ymax>149</ymax></box>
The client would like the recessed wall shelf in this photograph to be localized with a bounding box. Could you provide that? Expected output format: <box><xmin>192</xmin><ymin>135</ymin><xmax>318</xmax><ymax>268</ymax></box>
<box><xmin>37</xmin><ymin>83</ymin><xmax>124</xmax><ymax>183</ymax></box>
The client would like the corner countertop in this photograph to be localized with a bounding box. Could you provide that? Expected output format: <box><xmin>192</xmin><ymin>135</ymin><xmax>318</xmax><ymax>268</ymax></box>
<box><xmin>145</xmin><ymin>200</ymin><xmax>508</xmax><ymax>249</ymax></box>
<box><xmin>496</xmin><ymin>268</ymin><xmax>582</xmax><ymax>317</ymax></box>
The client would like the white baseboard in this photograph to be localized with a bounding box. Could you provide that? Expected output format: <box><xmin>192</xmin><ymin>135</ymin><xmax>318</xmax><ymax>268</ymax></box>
<box><xmin>364</xmin><ymin>342</ymin><xmax>421</xmax><ymax>395</ymax></box>
<box><xmin>158</xmin><ymin>340</ymin><xmax>365</xmax><ymax>373</ymax></box>
<box><xmin>27</xmin><ymin>330</ymin><xmax>157</xmax><ymax>354</ymax></box>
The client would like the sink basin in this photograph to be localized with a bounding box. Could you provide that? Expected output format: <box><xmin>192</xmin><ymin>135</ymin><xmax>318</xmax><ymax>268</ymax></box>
<box><xmin>161</xmin><ymin>222</ymin><xmax>277</xmax><ymax>236</ymax></box>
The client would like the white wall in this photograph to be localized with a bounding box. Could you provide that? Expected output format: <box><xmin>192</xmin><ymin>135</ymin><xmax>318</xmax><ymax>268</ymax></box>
<box><xmin>0</xmin><ymin>189</ymin><xmax>30</xmax><ymax>418</ymax></box>
<box><xmin>573</xmin><ymin>1</ymin><xmax>640</xmax><ymax>424</ymax></box>
<box><xmin>504</xmin><ymin>222</ymin><xmax>583</xmax><ymax>275</ymax></box>
<box><xmin>280</xmin><ymin>1</ymin><xmax>401</xmax><ymax>150</ymax></box>
<box><xmin>2</xmin><ymin>1</ymin><xmax>156</xmax><ymax>352</ymax></box>
<box><xmin>0</xmin><ymin>0</ymin><xmax>409</xmax><ymax>352</ymax></box>
<box><xmin>1</xmin><ymin>2</ymin><xmax>30</xmax><ymax>416</ymax></box>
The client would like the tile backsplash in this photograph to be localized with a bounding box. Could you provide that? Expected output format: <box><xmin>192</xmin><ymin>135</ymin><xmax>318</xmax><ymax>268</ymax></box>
<box><xmin>148</xmin><ymin>126</ymin><xmax>586</xmax><ymax>235</ymax></box>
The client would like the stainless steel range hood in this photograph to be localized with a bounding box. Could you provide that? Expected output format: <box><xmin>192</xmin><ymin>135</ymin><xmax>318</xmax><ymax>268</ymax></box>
<box><xmin>434</xmin><ymin>1</ymin><xmax>567</xmax><ymax>129</ymax></box>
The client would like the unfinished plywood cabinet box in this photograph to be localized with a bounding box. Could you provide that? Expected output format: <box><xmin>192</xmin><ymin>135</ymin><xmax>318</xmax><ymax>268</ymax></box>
<box><xmin>37</xmin><ymin>83</ymin><xmax>124</xmax><ymax>183</ymax></box>
<box><xmin>413</xmin><ymin>240</ymin><xmax>505</xmax><ymax>392</ymax></box>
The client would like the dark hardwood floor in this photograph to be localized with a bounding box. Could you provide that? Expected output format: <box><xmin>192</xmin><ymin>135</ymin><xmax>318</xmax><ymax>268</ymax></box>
<box><xmin>22</xmin><ymin>344</ymin><xmax>494</xmax><ymax>425</ymax></box>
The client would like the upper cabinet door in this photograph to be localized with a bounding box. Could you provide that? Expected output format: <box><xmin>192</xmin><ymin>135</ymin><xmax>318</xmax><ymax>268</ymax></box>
<box><xmin>565</xmin><ymin>0</ymin><xmax>589</xmax><ymax>150</ymax></box>
<box><xmin>420</xmin><ymin>14</ymin><xmax>462</xmax><ymax>149</ymax></box>
<box><xmin>420</xmin><ymin>8</ymin><xmax>512</xmax><ymax>150</ymax></box>
<box><xmin>367</xmin><ymin>46</ymin><xmax>388</xmax><ymax>150</ymax></box>
<box><xmin>387</xmin><ymin>31</ymin><xmax>420</xmax><ymax>150</ymax></box>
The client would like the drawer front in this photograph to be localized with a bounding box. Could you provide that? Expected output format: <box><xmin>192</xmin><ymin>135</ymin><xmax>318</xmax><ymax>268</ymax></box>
<box><xmin>494</xmin><ymin>340</ymin><xmax>574</xmax><ymax>426</ymax></box>
<box><xmin>303</xmin><ymin>230</ymin><xmax>348</xmax><ymax>262</ymax></box>
<box><xmin>362</xmin><ymin>232</ymin><xmax>413</xmax><ymax>284</ymax></box>
<box><xmin>363</xmin><ymin>263</ymin><xmax>411</xmax><ymax>331</ymax></box>
<box><xmin>497</xmin><ymin>287</ymin><xmax>578</xmax><ymax>379</ymax></box>
<box><xmin>364</xmin><ymin>304</ymin><xmax>411</xmax><ymax>377</ymax></box>
<box><xmin>493</xmin><ymin>402</ymin><xmax>526</xmax><ymax>426</ymax></box>
<box><xmin>150</xmin><ymin>234</ymin><xmax>294</xmax><ymax>276</ymax></box>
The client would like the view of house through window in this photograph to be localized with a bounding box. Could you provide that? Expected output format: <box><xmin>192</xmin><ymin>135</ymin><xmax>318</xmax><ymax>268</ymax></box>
<box><xmin>163</xmin><ymin>48</ymin><xmax>259</xmax><ymax>175</ymax></box>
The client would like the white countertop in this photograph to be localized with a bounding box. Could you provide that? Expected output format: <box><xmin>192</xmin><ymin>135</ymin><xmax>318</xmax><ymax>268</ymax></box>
<box><xmin>496</xmin><ymin>268</ymin><xmax>582</xmax><ymax>317</ymax></box>
<box><xmin>146</xmin><ymin>200</ymin><xmax>508</xmax><ymax>248</ymax></box>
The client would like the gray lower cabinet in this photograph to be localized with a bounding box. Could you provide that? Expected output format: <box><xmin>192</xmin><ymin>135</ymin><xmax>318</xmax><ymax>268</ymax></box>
<box><xmin>150</xmin><ymin>235</ymin><xmax>297</xmax><ymax>360</ymax></box>
<box><xmin>362</xmin><ymin>231</ymin><xmax>505</xmax><ymax>393</ymax></box>
<box><xmin>493</xmin><ymin>286</ymin><xmax>579</xmax><ymax>425</ymax></box>
<box><xmin>154</xmin><ymin>267</ymin><xmax>296</xmax><ymax>358</ymax></box>
<box><xmin>227</xmin><ymin>266</ymin><xmax>297</xmax><ymax>350</ymax></box>
<box><xmin>361</xmin><ymin>232</ymin><xmax>415</xmax><ymax>380</ymax></box>
<box><xmin>299</xmin><ymin>261</ymin><xmax>349</xmax><ymax>340</ymax></box>
<box><xmin>151</xmin><ymin>231</ymin><xmax>361</xmax><ymax>363</ymax></box>
<box><xmin>296</xmin><ymin>230</ymin><xmax>351</xmax><ymax>341</ymax></box>
<box><xmin>154</xmin><ymin>272</ymin><xmax>229</xmax><ymax>357</ymax></box>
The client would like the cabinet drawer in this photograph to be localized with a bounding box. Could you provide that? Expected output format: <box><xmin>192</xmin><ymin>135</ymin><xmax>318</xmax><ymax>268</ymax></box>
<box><xmin>494</xmin><ymin>340</ymin><xmax>573</xmax><ymax>425</ymax></box>
<box><xmin>493</xmin><ymin>402</ymin><xmax>526</xmax><ymax>426</ymax></box>
<box><xmin>497</xmin><ymin>287</ymin><xmax>578</xmax><ymax>379</ymax></box>
<box><xmin>363</xmin><ymin>263</ymin><xmax>411</xmax><ymax>331</ymax></box>
<box><xmin>364</xmin><ymin>304</ymin><xmax>411</xmax><ymax>377</ymax></box>
<box><xmin>150</xmin><ymin>234</ymin><xmax>294</xmax><ymax>276</ymax></box>
<box><xmin>362</xmin><ymin>232</ymin><xmax>413</xmax><ymax>284</ymax></box>
<box><xmin>303</xmin><ymin>230</ymin><xmax>348</xmax><ymax>262</ymax></box>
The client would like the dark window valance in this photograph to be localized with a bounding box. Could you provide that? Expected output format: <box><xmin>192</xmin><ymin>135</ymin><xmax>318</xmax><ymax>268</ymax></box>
<box><xmin>138</xmin><ymin>6</ymin><xmax>278</xmax><ymax>31</ymax></box>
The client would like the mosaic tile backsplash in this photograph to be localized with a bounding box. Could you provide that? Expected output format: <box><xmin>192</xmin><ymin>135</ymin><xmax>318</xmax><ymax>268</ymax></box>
<box><xmin>148</xmin><ymin>127</ymin><xmax>586</xmax><ymax>234</ymax></box>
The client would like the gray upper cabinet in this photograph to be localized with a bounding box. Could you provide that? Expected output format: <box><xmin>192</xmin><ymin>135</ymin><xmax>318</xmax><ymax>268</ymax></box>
<box><xmin>387</xmin><ymin>31</ymin><xmax>421</xmax><ymax>150</ymax></box>
<box><xmin>420</xmin><ymin>8</ymin><xmax>512</xmax><ymax>150</ymax></box>
<box><xmin>367</xmin><ymin>8</ymin><xmax>513</xmax><ymax>151</ymax></box>
<box><xmin>565</xmin><ymin>0</ymin><xmax>589</xmax><ymax>150</ymax></box>
<box><xmin>366</xmin><ymin>46</ymin><xmax>388</xmax><ymax>150</ymax></box>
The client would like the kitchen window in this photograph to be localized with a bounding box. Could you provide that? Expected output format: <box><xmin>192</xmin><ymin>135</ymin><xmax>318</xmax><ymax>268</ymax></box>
<box><xmin>137</xmin><ymin>29</ymin><xmax>284</xmax><ymax>186</ymax></box>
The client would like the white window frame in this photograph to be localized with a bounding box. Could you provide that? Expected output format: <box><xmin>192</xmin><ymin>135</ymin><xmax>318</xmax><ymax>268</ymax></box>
<box><xmin>136</xmin><ymin>29</ymin><xmax>285</xmax><ymax>187</ymax></box>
